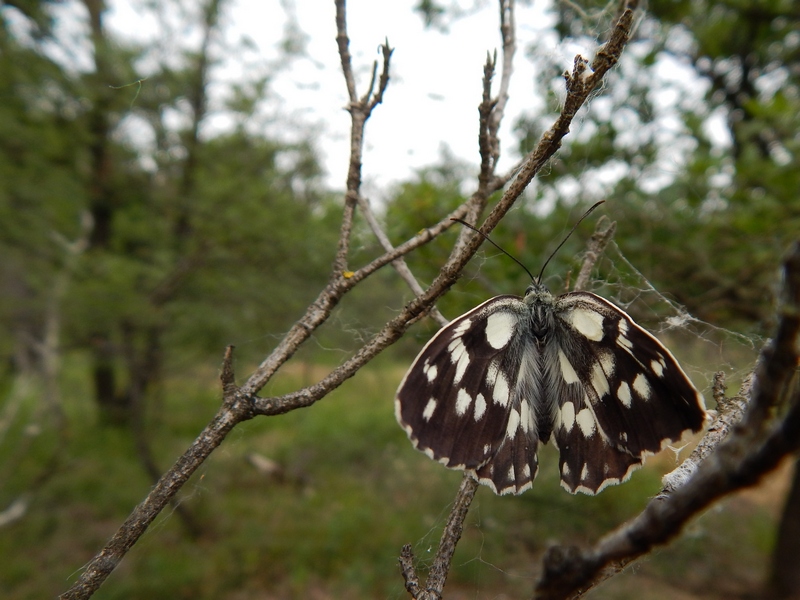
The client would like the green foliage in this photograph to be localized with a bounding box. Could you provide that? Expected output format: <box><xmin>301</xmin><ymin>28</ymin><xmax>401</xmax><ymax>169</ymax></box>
<box><xmin>0</xmin><ymin>2</ymin><xmax>342</xmax><ymax>421</ymax></box>
<box><xmin>0</xmin><ymin>358</ymin><xmax>780</xmax><ymax>598</ymax></box>
<box><xmin>511</xmin><ymin>0</ymin><xmax>800</xmax><ymax>332</ymax></box>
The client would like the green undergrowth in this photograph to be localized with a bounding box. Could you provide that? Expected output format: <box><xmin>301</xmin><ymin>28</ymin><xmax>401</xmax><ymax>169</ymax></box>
<box><xmin>0</xmin><ymin>352</ymin><xmax>782</xmax><ymax>599</ymax></box>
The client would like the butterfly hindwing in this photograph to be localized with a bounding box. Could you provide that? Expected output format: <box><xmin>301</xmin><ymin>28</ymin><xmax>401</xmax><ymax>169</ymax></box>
<box><xmin>395</xmin><ymin>296</ymin><xmax>541</xmax><ymax>494</ymax></box>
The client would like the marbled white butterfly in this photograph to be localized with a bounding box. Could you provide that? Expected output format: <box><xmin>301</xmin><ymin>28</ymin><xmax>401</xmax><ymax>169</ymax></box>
<box><xmin>395</xmin><ymin>208</ymin><xmax>706</xmax><ymax>495</ymax></box>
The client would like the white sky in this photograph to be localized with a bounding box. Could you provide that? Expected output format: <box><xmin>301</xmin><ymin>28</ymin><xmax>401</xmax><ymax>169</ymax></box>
<box><xmin>101</xmin><ymin>0</ymin><xmax>593</xmax><ymax>194</ymax></box>
<box><xmin>34</xmin><ymin>0</ymin><xmax>727</xmax><ymax>198</ymax></box>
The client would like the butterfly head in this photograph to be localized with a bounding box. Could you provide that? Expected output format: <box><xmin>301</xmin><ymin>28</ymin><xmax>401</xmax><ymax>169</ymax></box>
<box><xmin>523</xmin><ymin>280</ymin><xmax>553</xmax><ymax>306</ymax></box>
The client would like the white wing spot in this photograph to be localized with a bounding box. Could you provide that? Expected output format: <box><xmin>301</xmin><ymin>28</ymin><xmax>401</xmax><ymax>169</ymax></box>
<box><xmin>633</xmin><ymin>373</ymin><xmax>652</xmax><ymax>400</ymax></box>
<box><xmin>520</xmin><ymin>400</ymin><xmax>532</xmax><ymax>433</ymax></box>
<box><xmin>522</xmin><ymin>464</ymin><xmax>531</xmax><ymax>478</ymax></box>
<box><xmin>423</xmin><ymin>361</ymin><xmax>438</xmax><ymax>383</ymax></box>
<box><xmin>591</xmin><ymin>361</ymin><xmax>611</xmax><ymax>397</ymax></box>
<box><xmin>422</xmin><ymin>398</ymin><xmax>437</xmax><ymax>421</ymax></box>
<box><xmin>580</xmin><ymin>463</ymin><xmax>590</xmax><ymax>481</ymax></box>
<box><xmin>619</xmin><ymin>431</ymin><xmax>628</xmax><ymax>442</ymax></box>
<box><xmin>617</xmin><ymin>381</ymin><xmax>633</xmax><ymax>408</ymax></box>
<box><xmin>452</xmin><ymin>318</ymin><xmax>473</xmax><ymax>337</ymax></box>
<box><xmin>567</xmin><ymin>308</ymin><xmax>604</xmax><ymax>341</ymax></box>
<box><xmin>506</xmin><ymin>408</ymin><xmax>520</xmax><ymax>440</ymax></box>
<box><xmin>617</xmin><ymin>334</ymin><xmax>633</xmax><ymax>351</ymax></box>
<box><xmin>598</xmin><ymin>350</ymin><xmax>615</xmax><ymax>378</ymax></box>
<box><xmin>449</xmin><ymin>343</ymin><xmax>470</xmax><ymax>384</ymax></box>
<box><xmin>507</xmin><ymin>465</ymin><xmax>516</xmax><ymax>481</ymax></box>
<box><xmin>651</xmin><ymin>356</ymin><xmax>667</xmax><ymax>377</ymax></box>
<box><xmin>562</xmin><ymin>462</ymin><xmax>571</xmax><ymax>476</ymax></box>
<box><xmin>455</xmin><ymin>388</ymin><xmax>472</xmax><ymax>416</ymax></box>
<box><xmin>618</xmin><ymin>319</ymin><xmax>629</xmax><ymax>335</ymax></box>
<box><xmin>485</xmin><ymin>362</ymin><xmax>499</xmax><ymax>387</ymax></box>
<box><xmin>560</xmin><ymin>402</ymin><xmax>576</xmax><ymax>433</ymax></box>
<box><xmin>558</xmin><ymin>350</ymin><xmax>580</xmax><ymax>384</ymax></box>
<box><xmin>492</xmin><ymin>371</ymin><xmax>510</xmax><ymax>407</ymax></box>
<box><xmin>576</xmin><ymin>408</ymin><xmax>597</xmax><ymax>437</ymax></box>
<box><xmin>447</xmin><ymin>338</ymin><xmax>465</xmax><ymax>361</ymax></box>
<box><xmin>483</xmin><ymin>443</ymin><xmax>491</xmax><ymax>455</ymax></box>
<box><xmin>474</xmin><ymin>393</ymin><xmax>487</xmax><ymax>421</ymax></box>
<box><xmin>484</xmin><ymin>312</ymin><xmax>516</xmax><ymax>349</ymax></box>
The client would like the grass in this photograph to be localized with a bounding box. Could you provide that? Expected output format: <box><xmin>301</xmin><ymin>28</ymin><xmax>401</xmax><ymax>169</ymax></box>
<box><xmin>0</xmin><ymin>349</ymin><xmax>786</xmax><ymax>599</ymax></box>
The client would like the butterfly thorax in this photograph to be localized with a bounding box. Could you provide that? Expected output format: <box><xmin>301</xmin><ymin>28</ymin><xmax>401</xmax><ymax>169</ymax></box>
<box><xmin>523</xmin><ymin>282</ymin><xmax>556</xmax><ymax>344</ymax></box>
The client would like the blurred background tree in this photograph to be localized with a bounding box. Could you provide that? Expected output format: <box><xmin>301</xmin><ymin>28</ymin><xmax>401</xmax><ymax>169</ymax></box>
<box><xmin>507</xmin><ymin>0</ymin><xmax>800</xmax><ymax>333</ymax></box>
<box><xmin>1</xmin><ymin>0</ymin><xmax>340</xmax><ymax>428</ymax></box>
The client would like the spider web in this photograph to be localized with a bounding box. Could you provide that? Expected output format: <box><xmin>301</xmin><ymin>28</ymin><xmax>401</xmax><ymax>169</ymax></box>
<box><xmin>587</xmin><ymin>241</ymin><xmax>762</xmax><ymax>390</ymax></box>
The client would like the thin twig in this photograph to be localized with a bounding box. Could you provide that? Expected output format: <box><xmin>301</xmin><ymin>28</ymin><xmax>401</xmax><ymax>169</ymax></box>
<box><xmin>573</xmin><ymin>215</ymin><xmax>616</xmax><ymax>292</ymax></box>
<box><xmin>357</xmin><ymin>194</ymin><xmax>449</xmax><ymax>327</ymax></box>
<box><xmin>335</xmin><ymin>0</ymin><xmax>357</xmax><ymax>102</ymax></box>
<box><xmin>426</xmin><ymin>476</ymin><xmax>480</xmax><ymax>599</ymax></box>
<box><xmin>488</xmin><ymin>0</ymin><xmax>516</xmax><ymax>161</ymax></box>
<box><xmin>59</xmin><ymin>370</ymin><xmax>255</xmax><ymax>600</ymax></box>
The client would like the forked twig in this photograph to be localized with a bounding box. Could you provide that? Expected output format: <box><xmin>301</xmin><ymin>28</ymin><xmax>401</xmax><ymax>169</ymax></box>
<box><xmin>357</xmin><ymin>194</ymin><xmax>449</xmax><ymax>327</ymax></box>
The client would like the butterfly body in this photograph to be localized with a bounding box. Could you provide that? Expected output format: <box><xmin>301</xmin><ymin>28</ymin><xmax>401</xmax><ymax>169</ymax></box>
<box><xmin>396</xmin><ymin>282</ymin><xmax>707</xmax><ymax>496</ymax></box>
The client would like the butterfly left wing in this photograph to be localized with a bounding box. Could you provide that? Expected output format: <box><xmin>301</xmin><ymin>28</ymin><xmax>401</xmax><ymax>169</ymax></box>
<box><xmin>395</xmin><ymin>296</ymin><xmax>541</xmax><ymax>495</ymax></box>
<box><xmin>548</xmin><ymin>291</ymin><xmax>707</xmax><ymax>495</ymax></box>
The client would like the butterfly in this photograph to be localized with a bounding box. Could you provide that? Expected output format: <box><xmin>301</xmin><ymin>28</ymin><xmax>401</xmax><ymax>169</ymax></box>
<box><xmin>395</xmin><ymin>210</ymin><xmax>706</xmax><ymax>495</ymax></box>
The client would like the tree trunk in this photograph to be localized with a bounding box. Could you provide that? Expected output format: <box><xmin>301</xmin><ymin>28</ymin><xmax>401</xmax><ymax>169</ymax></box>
<box><xmin>91</xmin><ymin>337</ymin><xmax>131</xmax><ymax>425</ymax></box>
<box><xmin>769</xmin><ymin>456</ymin><xmax>800</xmax><ymax>599</ymax></box>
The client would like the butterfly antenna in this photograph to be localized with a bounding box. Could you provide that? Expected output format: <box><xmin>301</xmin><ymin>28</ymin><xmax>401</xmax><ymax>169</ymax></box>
<box><xmin>452</xmin><ymin>201</ymin><xmax>604</xmax><ymax>284</ymax></box>
<box><xmin>536</xmin><ymin>200</ymin><xmax>605</xmax><ymax>283</ymax></box>
<box><xmin>451</xmin><ymin>218</ymin><xmax>536</xmax><ymax>282</ymax></box>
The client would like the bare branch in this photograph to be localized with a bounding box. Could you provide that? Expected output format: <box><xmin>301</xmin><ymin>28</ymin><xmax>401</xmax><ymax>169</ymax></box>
<box><xmin>660</xmin><ymin>373</ymin><xmax>751</xmax><ymax>496</ymax></box>
<box><xmin>475</xmin><ymin>8</ymin><xmax>634</xmax><ymax>243</ymax></box>
<box><xmin>573</xmin><ymin>215</ymin><xmax>616</xmax><ymax>292</ymax></box>
<box><xmin>400</xmin><ymin>475</ymin><xmax>480</xmax><ymax>600</ymax></box>
<box><xmin>535</xmin><ymin>242</ymin><xmax>800</xmax><ymax>600</ymax></box>
<box><xmin>357</xmin><ymin>194</ymin><xmax>449</xmax><ymax>327</ymax></box>
<box><xmin>566</xmin><ymin>372</ymin><xmax>751</xmax><ymax>596</ymax></box>
<box><xmin>334</xmin><ymin>0</ymin><xmax>358</xmax><ymax>102</ymax></box>
<box><xmin>477</xmin><ymin>52</ymin><xmax>500</xmax><ymax>191</ymax></box>
<box><xmin>334</xmin><ymin>4</ymin><xmax>394</xmax><ymax>272</ymax></box>
<box><xmin>368</xmin><ymin>40</ymin><xmax>393</xmax><ymax>110</ymax></box>
<box><xmin>59</xmin><ymin>358</ymin><xmax>255</xmax><ymax>600</ymax></box>
<box><xmin>489</xmin><ymin>0</ymin><xmax>516</xmax><ymax>154</ymax></box>
<box><xmin>399</xmin><ymin>544</ymin><xmax>422</xmax><ymax>597</ymax></box>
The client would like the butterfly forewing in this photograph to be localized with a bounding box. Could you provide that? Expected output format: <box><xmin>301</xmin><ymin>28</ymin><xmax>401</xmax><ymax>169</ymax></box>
<box><xmin>395</xmin><ymin>296</ymin><xmax>541</xmax><ymax>494</ymax></box>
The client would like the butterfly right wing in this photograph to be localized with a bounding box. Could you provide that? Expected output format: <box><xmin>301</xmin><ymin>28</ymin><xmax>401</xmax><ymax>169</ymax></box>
<box><xmin>547</xmin><ymin>291</ymin><xmax>706</xmax><ymax>495</ymax></box>
<box><xmin>395</xmin><ymin>296</ymin><xmax>541</xmax><ymax>495</ymax></box>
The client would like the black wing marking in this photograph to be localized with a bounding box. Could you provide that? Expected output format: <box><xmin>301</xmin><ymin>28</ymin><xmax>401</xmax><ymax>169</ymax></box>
<box><xmin>550</xmin><ymin>292</ymin><xmax>707</xmax><ymax>494</ymax></box>
<box><xmin>395</xmin><ymin>296</ymin><xmax>541</xmax><ymax>495</ymax></box>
